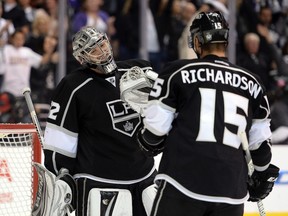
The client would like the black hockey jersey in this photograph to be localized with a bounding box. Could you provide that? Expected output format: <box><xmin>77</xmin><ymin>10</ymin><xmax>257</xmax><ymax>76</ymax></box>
<box><xmin>44</xmin><ymin>59</ymin><xmax>156</xmax><ymax>182</ymax></box>
<box><xmin>144</xmin><ymin>55</ymin><xmax>272</xmax><ymax>204</ymax></box>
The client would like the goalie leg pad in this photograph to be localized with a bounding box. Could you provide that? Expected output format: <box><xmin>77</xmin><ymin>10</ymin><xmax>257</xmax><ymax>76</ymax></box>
<box><xmin>32</xmin><ymin>163</ymin><xmax>74</xmax><ymax>216</ymax></box>
<box><xmin>87</xmin><ymin>188</ymin><xmax>132</xmax><ymax>216</ymax></box>
<box><xmin>142</xmin><ymin>184</ymin><xmax>157</xmax><ymax>216</ymax></box>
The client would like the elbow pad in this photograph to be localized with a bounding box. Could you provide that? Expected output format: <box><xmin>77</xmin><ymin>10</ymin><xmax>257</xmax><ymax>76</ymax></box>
<box><xmin>137</xmin><ymin>128</ymin><xmax>165</xmax><ymax>156</ymax></box>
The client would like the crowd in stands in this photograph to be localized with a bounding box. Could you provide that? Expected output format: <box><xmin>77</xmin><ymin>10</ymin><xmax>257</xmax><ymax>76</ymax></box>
<box><xmin>0</xmin><ymin>0</ymin><xmax>288</xmax><ymax>143</ymax></box>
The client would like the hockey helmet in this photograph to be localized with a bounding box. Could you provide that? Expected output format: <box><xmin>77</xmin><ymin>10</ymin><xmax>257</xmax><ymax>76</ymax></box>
<box><xmin>189</xmin><ymin>11</ymin><xmax>229</xmax><ymax>49</ymax></box>
<box><xmin>72</xmin><ymin>26</ymin><xmax>117</xmax><ymax>74</ymax></box>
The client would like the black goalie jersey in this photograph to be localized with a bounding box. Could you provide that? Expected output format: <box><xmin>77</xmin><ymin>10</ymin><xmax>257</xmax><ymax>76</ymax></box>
<box><xmin>144</xmin><ymin>55</ymin><xmax>272</xmax><ymax>204</ymax></box>
<box><xmin>43</xmin><ymin>59</ymin><xmax>155</xmax><ymax>182</ymax></box>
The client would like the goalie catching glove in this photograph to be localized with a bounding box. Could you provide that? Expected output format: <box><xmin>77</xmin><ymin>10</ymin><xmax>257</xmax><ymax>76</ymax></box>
<box><xmin>120</xmin><ymin>66</ymin><xmax>158</xmax><ymax>116</ymax></box>
<box><xmin>32</xmin><ymin>163</ymin><xmax>77</xmax><ymax>216</ymax></box>
<box><xmin>247</xmin><ymin>163</ymin><xmax>280</xmax><ymax>202</ymax></box>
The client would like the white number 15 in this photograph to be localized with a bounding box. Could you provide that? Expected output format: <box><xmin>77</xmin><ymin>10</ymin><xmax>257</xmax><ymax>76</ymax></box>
<box><xmin>197</xmin><ymin>88</ymin><xmax>248</xmax><ymax>149</ymax></box>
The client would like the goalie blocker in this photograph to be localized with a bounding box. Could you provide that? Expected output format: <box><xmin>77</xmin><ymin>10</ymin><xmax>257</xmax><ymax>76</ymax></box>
<box><xmin>32</xmin><ymin>163</ymin><xmax>77</xmax><ymax>216</ymax></box>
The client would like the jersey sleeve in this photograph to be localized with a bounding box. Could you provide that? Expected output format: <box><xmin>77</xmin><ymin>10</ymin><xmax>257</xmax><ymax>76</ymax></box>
<box><xmin>43</xmin><ymin>76</ymin><xmax>80</xmax><ymax>174</ymax></box>
<box><xmin>143</xmin><ymin>63</ymin><xmax>181</xmax><ymax>136</ymax></box>
<box><xmin>249</xmin><ymin>93</ymin><xmax>272</xmax><ymax>171</ymax></box>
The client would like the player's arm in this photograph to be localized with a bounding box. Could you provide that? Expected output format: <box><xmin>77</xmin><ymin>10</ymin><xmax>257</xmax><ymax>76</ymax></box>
<box><xmin>137</xmin><ymin>65</ymin><xmax>179</xmax><ymax>156</ymax></box>
<box><xmin>249</xmin><ymin>95</ymin><xmax>273</xmax><ymax>170</ymax></box>
<box><xmin>137</xmin><ymin>127</ymin><xmax>166</xmax><ymax>156</ymax></box>
<box><xmin>43</xmin><ymin>77</ymin><xmax>79</xmax><ymax>175</ymax></box>
<box><xmin>44</xmin><ymin>149</ymin><xmax>76</xmax><ymax>175</ymax></box>
<box><xmin>36</xmin><ymin>78</ymin><xmax>79</xmax><ymax>214</ymax></box>
<box><xmin>247</xmin><ymin>94</ymin><xmax>279</xmax><ymax>201</ymax></box>
<box><xmin>138</xmin><ymin>93</ymin><xmax>176</xmax><ymax>156</ymax></box>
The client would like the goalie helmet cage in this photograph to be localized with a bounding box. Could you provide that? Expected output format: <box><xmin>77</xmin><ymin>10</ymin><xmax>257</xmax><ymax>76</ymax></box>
<box><xmin>0</xmin><ymin>123</ymin><xmax>41</xmax><ymax>216</ymax></box>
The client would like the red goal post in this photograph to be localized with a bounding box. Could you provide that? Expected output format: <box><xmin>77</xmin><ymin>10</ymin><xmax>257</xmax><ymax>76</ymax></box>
<box><xmin>0</xmin><ymin>123</ymin><xmax>42</xmax><ymax>216</ymax></box>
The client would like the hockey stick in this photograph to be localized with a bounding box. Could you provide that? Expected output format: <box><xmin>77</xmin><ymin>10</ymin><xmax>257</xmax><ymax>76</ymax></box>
<box><xmin>23</xmin><ymin>87</ymin><xmax>75</xmax><ymax>216</ymax></box>
<box><xmin>22</xmin><ymin>87</ymin><xmax>45</xmax><ymax>148</ymax></box>
<box><xmin>240</xmin><ymin>131</ymin><xmax>266</xmax><ymax>216</ymax></box>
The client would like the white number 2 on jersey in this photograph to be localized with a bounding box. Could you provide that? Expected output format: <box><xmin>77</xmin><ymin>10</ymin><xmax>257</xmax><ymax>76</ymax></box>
<box><xmin>197</xmin><ymin>88</ymin><xmax>249</xmax><ymax>149</ymax></box>
<box><xmin>48</xmin><ymin>101</ymin><xmax>60</xmax><ymax>120</ymax></box>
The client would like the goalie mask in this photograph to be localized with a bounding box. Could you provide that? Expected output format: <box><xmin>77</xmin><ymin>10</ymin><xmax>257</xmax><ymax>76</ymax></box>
<box><xmin>72</xmin><ymin>26</ymin><xmax>117</xmax><ymax>74</ymax></box>
<box><xmin>189</xmin><ymin>11</ymin><xmax>229</xmax><ymax>52</ymax></box>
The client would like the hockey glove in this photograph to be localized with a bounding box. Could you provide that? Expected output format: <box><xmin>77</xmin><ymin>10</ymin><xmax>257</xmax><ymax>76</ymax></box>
<box><xmin>120</xmin><ymin>66</ymin><xmax>158</xmax><ymax>116</ymax></box>
<box><xmin>137</xmin><ymin>129</ymin><xmax>165</xmax><ymax>157</ymax></box>
<box><xmin>248</xmin><ymin>164</ymin><xmax>280</xmax><ymax>202</ymax></box>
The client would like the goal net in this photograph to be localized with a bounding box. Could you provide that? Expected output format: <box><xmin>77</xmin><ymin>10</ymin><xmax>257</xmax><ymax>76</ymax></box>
<box><xmin>0</xmin><ymin>124</ymin><xmax>41</xmax><ymax>216</ymax></box>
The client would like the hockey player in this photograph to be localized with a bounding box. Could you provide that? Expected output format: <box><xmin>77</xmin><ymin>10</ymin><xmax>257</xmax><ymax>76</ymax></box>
<box><xmin>136</xmin><ymin>11</ymin><xmax>280</xmax><ymax>216</ymax></box>
<box><xmin>43</xmin><ymin>26</ymin><xmax>157</xmax><ymax>216</ymax></box>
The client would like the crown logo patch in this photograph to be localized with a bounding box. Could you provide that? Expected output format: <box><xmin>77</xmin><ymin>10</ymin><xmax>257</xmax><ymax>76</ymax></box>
<box><xmin>123</xmin><ymin>121</ymin><xmax>133</xmax><ymax>131</ymax></box>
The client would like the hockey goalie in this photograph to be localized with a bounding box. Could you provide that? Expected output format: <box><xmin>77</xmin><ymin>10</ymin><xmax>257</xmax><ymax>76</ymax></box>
<box><xmin>38</xmin><ymin>26</ymin><xmax>158</xmax><ymax>216</ymax></box>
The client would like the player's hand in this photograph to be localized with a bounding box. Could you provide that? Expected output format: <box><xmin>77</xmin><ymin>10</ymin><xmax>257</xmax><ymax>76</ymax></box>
<box><xmin>137</xmin><ymin>129</ymin><xmax>164</xmax><ymax>157</ymax></box>
<box><xmin>248</xmin><ymin>164</ymin><xmax>279</xmax><ymax>202</ymax></box>
<box><xmin>120</xmin><ymin>67</ymin><xmax>158</xmax><ymax>116</ymax></box>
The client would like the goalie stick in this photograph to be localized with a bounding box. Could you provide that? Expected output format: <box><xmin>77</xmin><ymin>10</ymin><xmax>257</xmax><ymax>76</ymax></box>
<box><xmin>23</xmin><ymin>87</ymin><xmax>45</xmax><ymax>148</ymax></box>
<box><xmin>240</xmin><ymin>131</ymin><xmax>266</xmax><ymax>216</ymax></box>
<box><xmin>22</xmin><ymin>87</ymin><xmax>76</xmax><ymax>216</ymax></box>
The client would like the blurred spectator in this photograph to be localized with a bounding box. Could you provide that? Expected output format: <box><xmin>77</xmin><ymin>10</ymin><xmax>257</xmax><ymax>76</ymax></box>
<box><xmin>0</xmin><ymin>91</ymin><xmax>16</xmax><ymax>123</ymax></box>
<box><xmin>1</xmin><ymin>0</ymin><xmax>29</xmax><ymax>34</ymax></box>
<box><xmin>24</xmin><ymin>9</ymin><xmax>59</xmax><ymax>103</ymax></box>
<box><xmin>0</xmin><ymin>1</ymin><xmax>15</xmax><ymax>45</ymax></box>
<box><xmin>30</xmin><ymin>0</ymin><xmax>46</xmax><ymax>9</ymax></box>
<box><xmin>178</xmin><ymin>0</ymin><xmax>228</xmax><ymax>59</ymax></box>
<box><xmin>68</xmin><ymin>0</ymin><xmax>81</xmax><ymax>12</ymax></box>
<box><xmin>236</xmin><ymin>0</ymin><xmax>287</xmax><ymax>49</ymax></box>
<box><xmin>236</xmin><ymin>33</ymin><xmax>275</xmax><ymax>97</ymax></box>
<box><xmin>282</xmin><ymin>40</ymin><xmax>288</xmax><ymax>72</ymax></box>
<box><xmin>0</xmin><ymin>1</ymin><xmax>15</xmax><ymax>87</ymax></box>
<box><xmin>166</xmin><ymin>0</ymin><xmax>197</xmax><ymax>61</ymax></box>
<box><xmin>114</xmin><ymin>0</ymin><xmax>178</xmax><ymax>69</ymax></box>
<box><xmin>102</xmin><ymin>0</ymin><xmax>117</xmax><ymax>15</ymax></box>
<box><xmin>236</xmin><ymin>0</ymin><xmax>259</xmax><ymax>44</ymax></box>
<box><xmin>43</xmin><ymin>0</ymin><xmax>59</xmax><ymax>37</ymax></box>
<box><xmin>71</xmin><ymin>0</ymin><xmax>115</xmax><ymax>37</ymax></box>
<box><xmin>1</xmin><ymin>29</ymin><xmax>56</xmax><ymax>122</ymax></box>
<box><xmin>270</xmin><ymin>39</ymin><xmax>288</xmax><ymax>144</ymax></box>
<box><xmin>270</xmin><ymin>92</ymin><xmax>288</xmax><ymax>144</ymax></box>
<box><xmin>30</xmin><ymin>35</ymin><xmax>58</xmax><ymax>103</ymax></box>
<box><xmin>256</xmin><ymin>15</ymin><xmax>288</xmax><ymax>102</ymax></box>
<box><xmin>257</xmin><ymin>0</ymin><xmax>288</xmax><ymax>47</ymax></box>
<box><xmin>25</xmin><ymin>9</ymin><xmax>52</xmax><ymax>54</ymax></box>
<box><xmin>113</xmin><ymin>0</ymin><xmax>139</xmax><ymax>60</ymax></box>
<box><xmin>257</xmin><ymin>6</ymin><xmax>281</xmax><ymax>48</ymax></box>
<box><xmin>18</xmin><ymin>0</ymin><xmax>38</xmax><ymax>31</ymax></box>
